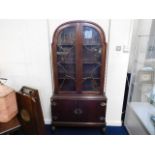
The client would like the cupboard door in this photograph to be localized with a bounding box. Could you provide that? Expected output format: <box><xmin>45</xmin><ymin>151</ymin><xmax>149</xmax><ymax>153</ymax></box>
<box><xmin>77</xmin><ymin>100</ymin><xmax>106</xmax><ymax>122</ymax></box>
<box><xmin>52</xmin><ymin>100</ymin><xmax>79</xmax><ymax>122</ymax></box>
<box><xmin>56</xmin><ymin>26</ymin><xmax>76</xmax><ymax>91</ymax></box>
<box><xmin>81</xmin><ymin>26</ymin><xmax>102</xmax><ymax>92</ymax></box>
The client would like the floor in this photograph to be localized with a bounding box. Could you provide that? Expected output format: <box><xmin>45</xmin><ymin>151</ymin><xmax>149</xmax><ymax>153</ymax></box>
<box><xmin>45</xmin><ymin>125</ymin><xmax>129</xmax><ymax>135</ymax></box>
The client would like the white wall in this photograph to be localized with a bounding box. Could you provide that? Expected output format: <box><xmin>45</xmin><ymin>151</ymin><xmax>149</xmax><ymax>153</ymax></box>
<box><xmin>0</xmin><ymin>20</ymin><xmax>52</xmax><ymax>122</ymax></box>
<box><xmin>106</xmin><ymin>20</ymin><xmax>133</xmax><ymax>126</ymax></box>
<box><xmin>0</xmin><ymin>19</ymin><xmax>133</xmax><ymax>125</ymax></box>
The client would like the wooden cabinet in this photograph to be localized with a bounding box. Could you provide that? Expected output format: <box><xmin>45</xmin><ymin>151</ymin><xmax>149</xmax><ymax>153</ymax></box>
<box><xmin>51</xmin><ymin>21</ymin><xmax>107</xmax><ymax>131</ymax></box>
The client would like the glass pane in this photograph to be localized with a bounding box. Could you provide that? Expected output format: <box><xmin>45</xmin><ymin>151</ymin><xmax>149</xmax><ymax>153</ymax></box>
<box><xmin>57</xmin><ymin>27</ymin><xmax>76</xmax><ymax>91</ymax></box>
<box><xmin>129</xmin><ymin>36</ymin><xmax>155</xmax><ymax>103</ymax></box>
<box><xmin>58</xmin><ymin>27</ymin><xmax>75</xmax><ymax>45</ymax></box>
<box><xmin>83</xmin><ymin>26</ymin><xmax>101</xmax><ymax>45</ymax></box>
<box><xmin>82</xmin><ymin>26</ymin><xmax>102</xmax><ymax>91</ymax></box>
<box><xmin>128</xmin><ymin>35</ymin><xmax>155</xmax><ymax>134</ymax></box>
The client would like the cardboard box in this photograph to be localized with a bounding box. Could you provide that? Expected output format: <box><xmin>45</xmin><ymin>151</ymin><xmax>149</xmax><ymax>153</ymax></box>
<box><xmin>0</xmin><ymin>85</ymin><xmax>18</xmax><ymax>123</ymax></box>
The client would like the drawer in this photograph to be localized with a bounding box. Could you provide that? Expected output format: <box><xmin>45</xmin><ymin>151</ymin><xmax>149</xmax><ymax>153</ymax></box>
<box><xmin>77</xmin><ymin>100</ymin><xmax>106</xmax><ymax>122</ymax></box>
<box><xmin>51</xmin><ymin>99</ymin><xmax>79</xmax><ymax>122</ymax></box>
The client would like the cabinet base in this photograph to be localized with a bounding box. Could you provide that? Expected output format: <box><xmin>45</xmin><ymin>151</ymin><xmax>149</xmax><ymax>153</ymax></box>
<box><xmin>51</xmin><ymin>122</ymin><xmax>106</xmax><ymax>134</ymax></box>
<box><xmin>52</xmin><ymin>121</ymin><xmax>106</xmax><ymax>127</ymax></box>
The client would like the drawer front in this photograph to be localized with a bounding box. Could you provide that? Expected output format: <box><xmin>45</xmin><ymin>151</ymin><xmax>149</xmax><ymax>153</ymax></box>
<box><xmin>77</xmin><ymin>100</ymin><xmax>106</xmax><ymax>122</ymax></box>
<box><xmin>51</xmin><ymin>99</ymin><xmax>79</xmax><ymax>122</ymax></box>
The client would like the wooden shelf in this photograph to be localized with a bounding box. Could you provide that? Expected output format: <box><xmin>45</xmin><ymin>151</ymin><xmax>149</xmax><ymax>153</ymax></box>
<box><xmin>83</xmin><ymin>61</ymin><xmax>100</xmax><ymax>64</ymax></box>
<box><xmin>57</xmin><ymin>44</ymin><xmax>75</xmax><ymax>46</ymax></box>
<box><xmin>82</xmin><ymin>78</ymin><xmax>100</xmax><ymax>80</ymax></box>
<box><xmin>59</xmin><ymin>62</ymin><xmax>75</xmax><ymax>64</ymax></box>
<box><xmin>83</xmin><ymin>44</ymin><xmax>102</xmax><ymax>46</ymax></box>
<box><xmin>0</xmin><ymin>117</ymin><xmax>21</xmax><ymax>134</ymax></box>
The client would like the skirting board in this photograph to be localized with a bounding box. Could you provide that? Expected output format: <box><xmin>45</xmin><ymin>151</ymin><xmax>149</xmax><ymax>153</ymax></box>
<box><xmin>106</xmin><ymin>120</ymin><xmax>122</xmax><ymax>126</ymax></box>
<box><xmin>45</xmin><ymin>119</ymin><xmax>122</xmax><ymax>126</ymax></box>
<box><xmin>45</xmin><ymin>119</ymin><xmax>51</xmax><ymax>124</ymax></box>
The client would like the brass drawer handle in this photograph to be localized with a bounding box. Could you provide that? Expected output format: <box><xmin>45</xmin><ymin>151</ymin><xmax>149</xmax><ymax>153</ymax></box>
<box><xmin>100</xmin><ymin>102</ymin><xmax>106</xmax><ymax>107</ymax></box>
<box><xmin>52</xmin><ymin>102</ymin><xmax>57</xmax><ymax>106</ymax></box>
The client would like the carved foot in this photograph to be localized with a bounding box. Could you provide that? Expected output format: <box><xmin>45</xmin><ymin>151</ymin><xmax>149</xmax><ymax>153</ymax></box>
<box><xmin>51</xmin><ymin>125</ymin><xmax>56</xmax><ymax>131</ymax></box>
<box><xmin>101</xmin><ymin>127</ymin><xmax>106</xmax><ymax>134</ymax></box>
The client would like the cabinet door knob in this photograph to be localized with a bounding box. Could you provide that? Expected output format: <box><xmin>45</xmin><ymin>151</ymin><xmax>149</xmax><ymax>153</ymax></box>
<box><xmin>100</xmin><ymin>102</ymin><xmax>106</xmax><ymax>107</ymax></box>
<box><xmin>52</xmin><ymin>102</ymin><xmax>57</xmax><ymax>106</ymax></box>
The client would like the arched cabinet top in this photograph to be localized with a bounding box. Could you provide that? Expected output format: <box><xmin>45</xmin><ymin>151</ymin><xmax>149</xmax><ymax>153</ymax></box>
<box><xmin>51</xmin><ymin>20</ymin><xmax>107</xmax><ymax>94</ymax></box>
<box><xmin>52</xmin><ymin>20</ymin><xmax>106</xmax><ymax>45</ymax></box>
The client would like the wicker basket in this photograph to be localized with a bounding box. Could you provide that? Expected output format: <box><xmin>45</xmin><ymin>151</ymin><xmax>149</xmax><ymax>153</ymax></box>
<box><xmin>0</xmin><ymin>85</ymin><xmax>18</xmax><ymax>123</ymax></box>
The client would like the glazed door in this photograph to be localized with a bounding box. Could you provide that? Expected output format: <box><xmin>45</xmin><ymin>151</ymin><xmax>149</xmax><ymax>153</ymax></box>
<box><xmin>53</xmin><ymin>25</ymin><xmax>77</xmax><ymax>93</ymax></box>
<box><xmin>52</xmin><ymin>22</ymin><xmax>106</xmax><ymax>94</ymax></box>
<box><xmin>80</xmin><ymin>24</ymin><xmax>104</xmax><ymax>94</ymax></box>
